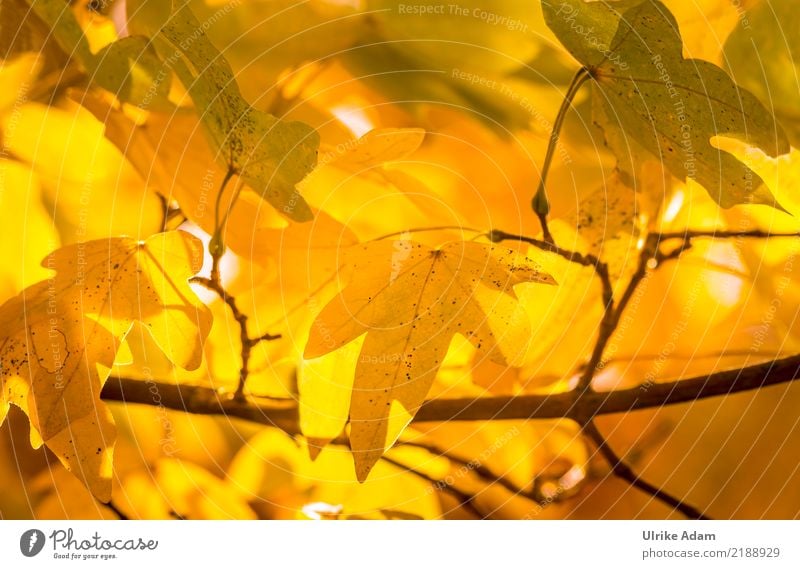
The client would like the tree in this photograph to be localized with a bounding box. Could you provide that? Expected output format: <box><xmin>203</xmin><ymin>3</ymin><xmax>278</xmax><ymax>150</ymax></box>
<box><xmin>0</xmin><ymin>0</ymin><xmax>798</xmax><ymax>520</ymax></box>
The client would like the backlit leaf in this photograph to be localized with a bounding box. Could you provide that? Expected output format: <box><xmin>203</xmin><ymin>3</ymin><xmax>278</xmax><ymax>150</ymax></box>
<box><xmin>544</xmin><ymin>0</ymin><xmax>790</xmax><ymax>208</ymax></box>
<box><xmin>0</xmin><ymin>231</ymin><xmax>212</xmax><ymax>500</ymax></box>
<box><xmin>154</xmin><ymin>2</ymin><xmax>319</xmax><ymax>221</ymax></box>
<box><xmin>26</xmin><ymin>0</ymin><xmax>172</xmax><ymax>108</ymax></box>
<box><xmin>304</xmin><ymin>240</ymin><xmax>556</xmax><ymax>480</ymax></box>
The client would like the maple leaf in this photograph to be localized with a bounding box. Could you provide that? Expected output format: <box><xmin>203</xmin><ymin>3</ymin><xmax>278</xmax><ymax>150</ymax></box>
<box><xmin>0</xmin><ymin>231</ymin><xmax>212</xmax><ymax>501</ymax></box>
<box><xmin>304</xmin><ymin>240</ymin><xmax>556</xmax><ymax>480</ymax></box>
<box><xmin>74</xmin><ymin>91</ymin><xmax>357</xmax><ymax>278</ymax></box>
<box><xmin>543</xmin><ymin>0</ymin><xmax>790</xmax><ymax>208</ymax></box>
<box><xmin>25</xmin><ymin>0</ymin><xmax>173</xmax><ymax>109</ymax></box>
<box><xmin>65</xmin><ymin>0</ymin><xmax>320</xmax><ymax>221</ymax></box>
<box><xmin>154</xmin><ymin>2</ymin><xmax>320</xmax><ymax>222</ymax></box>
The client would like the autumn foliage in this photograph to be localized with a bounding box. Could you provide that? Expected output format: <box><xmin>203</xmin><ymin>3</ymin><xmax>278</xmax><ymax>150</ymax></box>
<box><xmin>1</xmin><ymin>0</ymin><xmax>799</xmax><ymax>520</ymax></box>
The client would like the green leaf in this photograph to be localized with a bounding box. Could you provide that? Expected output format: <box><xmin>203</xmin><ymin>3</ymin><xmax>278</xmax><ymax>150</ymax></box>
<box><xmin>541</xmin><ymin>0</ymin><xmax>641</xmax><ymax>68</ymax></box>
<box><xmin>155</xmin><ymin>2</ymin><xmax>319</xmax><ymax>222</ymax></box>
<box><xmin>26</xmin><ymin>0</ymin><xmax>93</xmax><ymax>63</ymax></box>
<box><xmin>93</xmin><ymin>36</ymin><xmax>172</xmax><ymax>109</ymax></box>
<box><xmin>25</xmin><ymin>0</ymin><xmax>172</xmax><ymax>109</ymax></box>
<box><xmin>544</xmin><ymin>0</ymin><xmax>790</xmax><ymax>208</ymax></box>
<box><xmin>724</xmin><ymin>0</ymin><xmax>800</xmax><ymax>146</ymax></box>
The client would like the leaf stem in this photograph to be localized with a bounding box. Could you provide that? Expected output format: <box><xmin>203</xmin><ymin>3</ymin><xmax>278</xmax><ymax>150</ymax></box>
<box><xmin>210</xmin><ymin>168</ymin><xmax>236</xmax><ymax>283</ymax></box>
<box><xmin>198</xmin><ymin>169</ymin><xmax>281</xmax><ymax>400</ymax></box>
<box><xmin>533</xmin><ymin>66</ymin><xmax>591</xmax><ymax>243</ymax></box>
<box><xmin>218</xmin><ymin>179</ymin><xmax>245</xmax><ymax>235</ymax></box>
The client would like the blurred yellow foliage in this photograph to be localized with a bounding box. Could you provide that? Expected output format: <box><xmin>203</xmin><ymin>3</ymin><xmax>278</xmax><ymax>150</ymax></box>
<box><xmin>1</xmin><ymin>0</ymin><xmax>798</xmax><ymax>521</ymax></box>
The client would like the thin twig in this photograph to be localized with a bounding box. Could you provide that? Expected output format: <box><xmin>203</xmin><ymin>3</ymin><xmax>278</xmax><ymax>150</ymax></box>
<box><xmin>582</xmin><ymin>421</ymin><xmax>710</xmax><ymax>520</ymax></box>
<box><xmin>193</xmin><ymin>168</ymin><xmax>282</xmax><ymax>400</ymax></box>
<box><xmin>380</xmin><ymin>455</ymin><xmax>488</xmax><ymax>519</ymax></box>
<box><xmin>190</xmin><ymin>277</ymin><xmax>281</xmax><ymax>401</ymax></box>
<box><xmin>156</xmin><ymin>194</ymin><xmax>186</xmax><ymax>232</ymax></box>
<box><xmin>248</xmin><ymin>331</ymin><xmax>282</xmax><ymax>346</ymax></box>
<box><xmin>576</xmin><ymin>260</ymin><xmax>614</xmax><ymax>391</ymax></box>
<box><xmin>488</xmin><ymin>228</ymin><xmax>615</xmax><ymax>391</ymax></box>
<box><xmin>487</xmin><ymin>229</ymin><xmax>600</xmax><ymax>267</ymax></box>
<box><xmin>398</xmin><ymin>440</ymin><xmax>530</xmax><ymax>499</ymax></box>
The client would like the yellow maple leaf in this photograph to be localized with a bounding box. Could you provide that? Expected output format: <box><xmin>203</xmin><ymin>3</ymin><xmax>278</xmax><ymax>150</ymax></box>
<box><xmin>74</xmin><ymin>91</ymin><xmax>358</xmax><ymax>279</ymax></box>
<box><xmin>0</xmin><ymin>231</ymin><xmax>212</xmax><ymax>501</ymax></box>
<box><xmin>303</xmin><ymin>240</ymin><xmax>556</xmax><ymax>480</ymax></box>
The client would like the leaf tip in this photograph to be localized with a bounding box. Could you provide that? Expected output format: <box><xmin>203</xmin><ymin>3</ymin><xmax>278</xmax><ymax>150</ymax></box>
<box><xmin>283</xmin><ymin>195</ymin><xmax>315</xmax><ymax>223</ymax></box>
<box><xmin>354</xmin><ymin>451</ymin><xmax>381</xmax><ymax>483</ymax></box>
<box><xmin>306</xmin><ymin>437</ymin><xmax>330</xmax><ymax>461</ymax></box>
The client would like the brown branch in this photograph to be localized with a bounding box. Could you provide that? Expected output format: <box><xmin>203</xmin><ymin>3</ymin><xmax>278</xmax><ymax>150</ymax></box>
<box><xmin>582</xmin><ymin>422</ymin><xmax>710</xmax><ymax>520</ymax></box>
<box><xmin>102</xmin><ymin>375</ymin><xmax>303</xmax><ymax>431</ymax></box>
<box><xmin>657</xmin><ymin>229</ymin><xmax>800</xmax><ymax>240</ymax></box>
<box><xmin>101</xmin><ymin>225</ymin><xmax>800</xmax><ymax>518</ymax></box>
<box><xmin>101</xmin><ymin>353</ymin><xmax>800</xmax><ymax>428</ymax></box>
<box><xmin>418</xmin><ymin>354</ymin><xmax>800</xmax><ymax>423</ymax></box>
